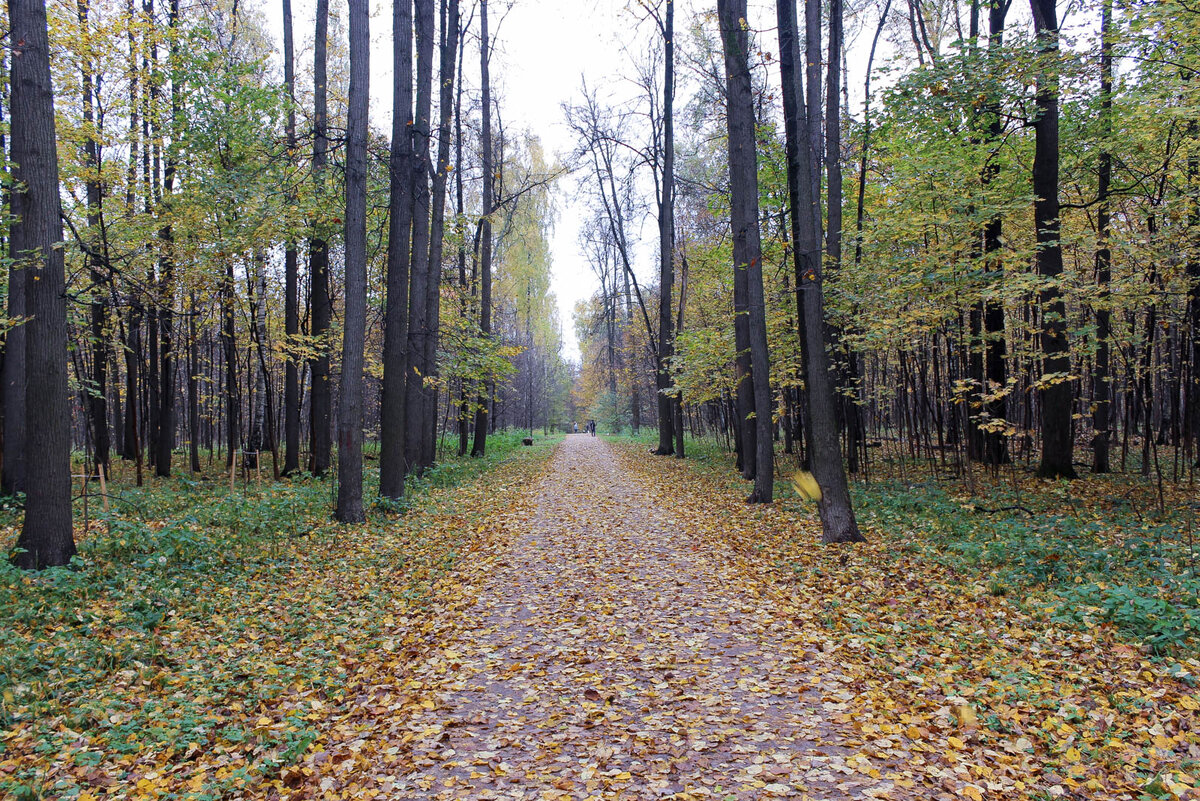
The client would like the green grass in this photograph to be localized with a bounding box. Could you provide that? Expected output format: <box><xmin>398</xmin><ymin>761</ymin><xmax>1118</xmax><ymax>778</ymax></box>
<box><xmin>0</xmin><ymin>429</ymin><xmax>559</xmax><ymax>800</ymax></box>
<box><xmin>608</xmin><ymin>431</ymin><xmax>1200</xmax><ymax>653</ymax></box>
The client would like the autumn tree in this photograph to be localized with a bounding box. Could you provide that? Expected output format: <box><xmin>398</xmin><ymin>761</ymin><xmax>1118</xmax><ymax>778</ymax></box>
<box><xmin>10</xmin><ymin>0</ymin><xmax>75</xmax><ymax>567</ymax></box>
<box><xmin>718</xmin><ymin>0</ymin><xmax>773</xmax><ymax>502</ymax></box>
<box><xmin>776</xmin><ymin>0</ymin><xmax>862</xmax><ymax>541</ymax></box>
<box><xmin>336</xmin><ymin>0</ymin><xmax>370</xmax><ymax>522</ymax></box>
<box><xmin>1030</xmin><ymin>0</ymin><xmax>1075</xmax><ymax>479</ymax></box>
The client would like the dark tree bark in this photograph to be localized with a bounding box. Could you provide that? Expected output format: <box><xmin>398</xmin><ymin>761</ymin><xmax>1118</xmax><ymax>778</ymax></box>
<box><xmin>777</xmin><ymin>0</ymin><xmax>863</xmax><ymax>542</ymax></box>
<box><xmin>0</xmin><ymin>44</ymin><xmax>7</xmax><ymax>483</ymax></box>
<box><xmin>78</xmin><ymin>0</ymin><xmax>110</xmax><ymax>475</ymax></box>
<box><xmin>123</xmin><ymin>303</ymin><xmax>142</xmax><ymax>476</ymax></box>
<box><xmin>222</xmin><ymin>260</ymin><xmax>240</xmax><ymax>464</ymax></box>
<box><xmin>1030</xmin><ymin>0</ymin><xmax>1077</xmax><ymax>479</ymax></box>
<box><xmin>2</xmin><ymin>197</ymin><xmax>26</xmax><ymax>495</ymax></box>
<box><xmin>1092</xmin><ymin>0</ymin><xmax>1113</xmax><ymax>473</ymax></box>
<box><xmin>309</xmin><ymin>0</ymin><xmax>332</xmax><ymax>477</ymax></box>
<box><xmin>824</xmin><ymin>0</ymin><xmax>866</xmax><ymax>474</ymax></box>
<box><xmin>154</xmin><ymin>0</ymin><xmax>180</xmax><ymax>478</ymax></box>
<box><xmin>454</xmin><ymin>19</ymin><xmax>470</xmax><ymax>458</ymax></box>
<box><xmin>282</xmin><ymin>0</ymin><xmax>301</xmax><ymax>475</ymax></box>
<box><xmin>404</xmin><ymin>0</ymin><xmax>436</xmax><ymax>473</ymax></box>
<box><xmin>336</xmin><ymin>0</ymin><xmax>370</xmax><ymax>522</ymax></box>
<box><xmin>805</xmin><ymin>0</ymin><xmax>822</xmax><ymax>209</ymax></box>
<box><xmin>719</xmin><ymin>0</ymin><xmax>774</xmax><ymax>502</ymax></box>
<box><xmin>11</xmin><ymin>0</ymin><xmax>75</xmax><ymax>568</ymax></box>
<box><xmin>654</xmin><ymin>0</ymin><xmax>677</xmax><ymax>456</ymax></box>
<box><xmin>968</xmin><ymin>0</ymin><xmax>1010</xmax><ymax>466</ymax></box>
<box><xmin>471</xmin><ymin>0</ymin><xmax>494</xmax><ymax>458</ymax></box>
<box><xmin>188</xmin><ymin>292</ymin><xmax>201</xmax><ymax>473</ymax></box>
<box><xmin>380</xmin><ymin>0</ymin><xmax>416</xmax><ymax>499</ymax></box>
<box><xmin>422</xmin><ymin>0</ymin><xmax>461</xmax><ymax>468</ymax></box>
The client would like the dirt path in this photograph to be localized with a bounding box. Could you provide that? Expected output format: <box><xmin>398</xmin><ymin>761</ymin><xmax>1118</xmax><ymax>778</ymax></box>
<box><xmin>315</xmin><ymin>436</ymin><xmax>895</xmax><ymax>800</ymax></box>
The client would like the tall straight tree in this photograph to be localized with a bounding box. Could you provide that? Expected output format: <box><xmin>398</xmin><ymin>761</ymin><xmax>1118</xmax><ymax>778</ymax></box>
<box><xmin>718</xmin><ymin>0</ymin><xmax>773</xmax><ymax>502</ymax></box>
<box><xmin>471</xmin><ymin>0</ymin><xmax>494</xmax><ymax>458</ymax></box>
<box><xmin>79</xmin><ymin>0</ymin><xmax>110</xmax><ymax>475</ymax></box>
<box><xmin>422</xmin><ymin>0</ymin><xmax>461</xmax><ymax>467</ymax></box>
<box><xmin>11</xmin><ymin>0</ymin><xmax>75</xmax><ymax>567</ymax></box>
<box><xmin>1092</xmin><ymin>0</ymin><xmax>1113</xmax><ymax>473</ymax></box>
<box><xmin>309</xmin><ymin>0</ymin><xmax>332</xmax><ymax>476</ymax></box>
<box><xmin>825</xmin><ymin>0</ymin><xmax>865</xmax><ymax>472</ymax></box>
<box><xmin>336</xmin><ymin>0</ymin><xmax>370</xmax><ymax>522</ymax></box>
<box><xmin>154</xmin><ymin>0</ymin><xmax>180</xmax><ymax>478</ymax></box>
<box><xmin>777</xmin><ymin>0</ymin><xmax>863</xmax><ymax>542</ymax></box>
<box><xmin>653</xmin><ymin>0</ymin><xmax>677</xmax><ymax>456</ymax></box>
<box><xmin>380</xmin><ymin>0</ymin><xmax>416</xmax><ymax>499</ymax></box>
<box><xmin>967</xmin><ymin>0</ymin><xmax>1010</xmax><ymax>466</ymax></box>
<box><xmin>405</xmin><ymin>0</ymin><xmax>436</xmax><ymax>473</ymax></box>
<box><xmin>281</xmin><ymin>0</ymin><xmax>301</xmax><ymax>475</ymax></box>
<box><xmin>1030</xmin><ymin>0</ymin><xmax>1076</xmax><ymax>479</ymax></box>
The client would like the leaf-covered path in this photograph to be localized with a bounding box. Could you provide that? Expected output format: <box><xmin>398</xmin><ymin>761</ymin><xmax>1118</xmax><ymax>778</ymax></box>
<box><xmin>311</xmin><ymin>435</ymin><xmax>892</xmax><ymax>799</ymax></box>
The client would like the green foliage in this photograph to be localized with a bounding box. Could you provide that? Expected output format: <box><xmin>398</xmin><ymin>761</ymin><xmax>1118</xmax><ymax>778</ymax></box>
<box><xmin>853</xmin><ymin>480</ymin><xmax>1200</xmax><ymax>653</ymax></box>
<box><xmin>0</xmin><ymin>437</ymin><xmax>556</xmax><ymax>798</ymax></box>
<box><xmin>588</xmin><ymin>390</ymin><xmax>629</xmax><ymax>435</ymax></box>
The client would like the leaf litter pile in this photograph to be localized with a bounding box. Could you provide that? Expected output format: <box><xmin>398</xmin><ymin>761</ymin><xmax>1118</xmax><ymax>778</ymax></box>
<box><xmin>4</xmin><ymin>433</ymin><xmax>1200</xmax><ymax>799</ymax></box>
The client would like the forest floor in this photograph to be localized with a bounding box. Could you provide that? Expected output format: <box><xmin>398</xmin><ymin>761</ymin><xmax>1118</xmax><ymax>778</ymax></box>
<box><xmin>3</xmin><ymin>434</ymin><xmax>1200</xmax><ymax>799</ymax></box>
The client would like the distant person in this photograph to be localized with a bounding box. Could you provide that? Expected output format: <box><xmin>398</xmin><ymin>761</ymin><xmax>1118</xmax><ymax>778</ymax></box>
<box><xmin>573</xmin><ymin>422</ymin><xmax>579</xmax><ymax>434</ymax></box>
<box><xmin>588</xmin><ymin>420</ymin><xmax>596</xmax><ymax>437</ymax></box>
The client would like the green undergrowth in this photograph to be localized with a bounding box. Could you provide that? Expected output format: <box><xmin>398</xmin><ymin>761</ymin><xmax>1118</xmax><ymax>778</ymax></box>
<box><xmin>612</xmin><ymin>433</ymin><xmax>1200</xmax><ymax>654</ymax></box>
<box><xmin>0</xmin><ymin>430</ymin><xmax>558</xmax><ymax>799</ymax></box>
<box><xmin>857</xmin><ymin>478</ymin><xmax>1200</xmax><ymax>654</ymax></box>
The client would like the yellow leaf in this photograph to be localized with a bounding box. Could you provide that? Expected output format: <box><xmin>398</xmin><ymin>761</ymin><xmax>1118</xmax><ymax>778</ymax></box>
<box><xmin>953</xmin><ymin>703</ymin><xmax>978</xmax><ymax>728</ymax></box>
<box><xmin>962</xmin><ymin>786</ymin><xmax>983</xmax><ymax>801</ymax></box>
<box><xmin>1064</xmin><ymin>747</ymin><xmax>1081</xmax><ymax>762</ymax></box>
<box><xmin>948</xmin><ymin>736</ymin><xmax>967</xmax><ymax>750</ymax></box>
<box><xmin>790</xmin><ymin>471</ymin><xmax>821</xmax><ymax>501</ymax></box>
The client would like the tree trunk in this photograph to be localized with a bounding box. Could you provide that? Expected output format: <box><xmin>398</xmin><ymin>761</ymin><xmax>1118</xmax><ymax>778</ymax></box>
<box><xmin>79</xmin><ymin>0</ymin><xmax>110</xmax><ymax>476</ymax></box>
<box><xmin>1092</xmin><ymin>0</ymin><xmax>1113</xmax><ymax>474</ymax></box>
<box><xmin>282</xmin><ymin>0</ymin><xmax>301</xmax><ymax>475</ymax></box>
<box><xmin>308</xmin><ymin>0</ymin><xmax>332</xmax><ymax>477</ymax></box>
<box><xmin>422</xmin><ymin>0</ymin><xmax>460</xmax><ymax>469</ymax></box>
<box><xmin>155</xmin><ymin>0</ymin><xmax>180</xmax><ymax>478</ymax></box>
<box><xmin>11</xmin><ymin>0</ymin><xmax>75</xmax><ymax>568</ymax></box>
<box><xmin>471</xmin><ymin>0</ymin><xmax>493</xmax><ymax>458</ymax></box>
<box><xmin>777</xmin><ymin>0</ymin><xmax>863</xmax><ymax>542</ymax></box>
<box><xmin>1030</xmin><ymin>0</ymin><xmax>1077</xmax><ymax>479</ymax></box>
<box><xmin>222</xmin><ymin>260</ymin><xmax>239</xmax><ymax>464</ymax></box>
<box><xmin>380</xmin><ymin>0</ymin><xmax>415</xmax><ymax>498</ymax></box>
<box><xmin>336</xmin><ymin>0</ymin><xmax>370</xmax><ymax>522</ymax></box>
<box><xmin>405</xmin><ymin>0</ymin><xmax>436</xmax><ymax>474</ymax></box>
<box><xmin>719</xmin><ymin>0</ymin><xmax>774</xmax><ymax>502</ymax></box>
<box><xmin>188</xmin><ymin>292</ymin><xmax>201</xmax><ymax>473</ymax></box>
<box><xmin>654</xmin><ymin>0</ymin><xmax>677</xmax><ymax>456</ymax></box>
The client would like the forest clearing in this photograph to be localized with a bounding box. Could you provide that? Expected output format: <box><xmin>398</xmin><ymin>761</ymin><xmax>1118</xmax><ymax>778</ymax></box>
<box><xmin>4</xmin><ymin>0</ymin><xmax>1200</xmax><ymax>797</ymax></box>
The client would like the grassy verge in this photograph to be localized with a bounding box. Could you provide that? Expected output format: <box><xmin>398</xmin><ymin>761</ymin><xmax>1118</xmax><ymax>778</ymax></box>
<box><xmin>613</xmin><ymin>433</ymin><xmax>1200</xmax><ymax>654</ymax></box>
<box><xmin>0</xmin><ymin>430</ymin><xmax>559</xmax><ymax>800</ymax></box>
<box><xmin>609</xmin><ymin>433</ymin><xmax>1200</xmax><ymax>798</ymax></box>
